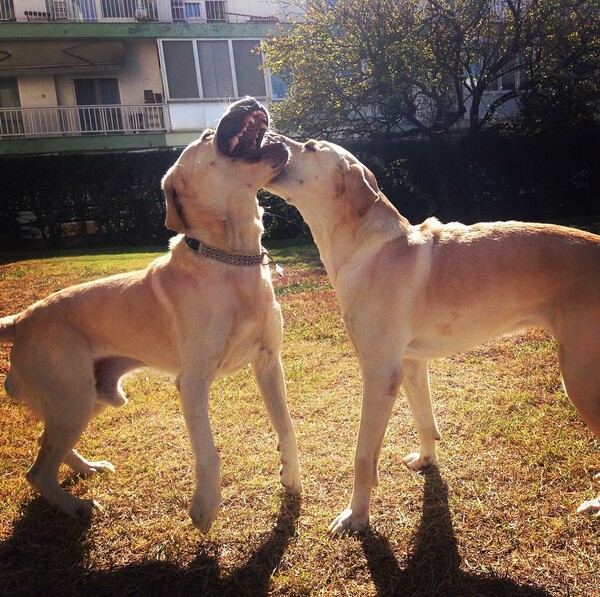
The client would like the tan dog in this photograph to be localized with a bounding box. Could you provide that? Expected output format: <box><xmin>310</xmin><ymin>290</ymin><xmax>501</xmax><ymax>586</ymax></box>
<box><xmin>0</xmin><ymin>98</ymin><xmax>301</xmax><ymax>532</ymax></box>
<box><xmin>263</xmin><ymin>134</ymin><xmax>600</xmax><ymax>534</ymax></box>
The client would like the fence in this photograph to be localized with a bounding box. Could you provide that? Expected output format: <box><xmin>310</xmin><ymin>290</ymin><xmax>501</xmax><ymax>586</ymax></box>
<box><xmin>0</xmin><ymin>104</ymin><xmax>167</xmax><ymax>138</ymax></box>
<box><xmin>0</xmin><ymin>0</ymin><xmax>280</xmax><ymax>23</ymax></box>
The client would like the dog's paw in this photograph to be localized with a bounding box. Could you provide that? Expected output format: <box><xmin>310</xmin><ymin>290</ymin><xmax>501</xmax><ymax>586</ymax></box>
<box><xmin>65</xmin><ymin>449</ymin><xmax>116</xmax><ymax>477</ymax></box>
<box><xmin>75</xmin><ymin>460</ymin><xmax>116</xmax><ymax>478</ymax></box>
<box><xmin>189</xmin><ymin>487</ymin><xmax>222</xmax><ymax>533</ymax></box>
<box><xmin>53</xmin><ymin>493</ymin><xmax>99</xmax><ymax>518</ymax></box>
<box><xmin>280</xmin><ymin>464</ymin><xmax>302</xmax><ymax>495</ymax></box>
<box><xmin>328</xmin><ymin>509</ymin><xmax>368</xmax><ymax>536</ymax></box>
<box><xmin>577</xmin><ymin>497</ymin><xmax>600</xmax><ymax>516</ymax></box>
<box><xmin>402</xmin><ymin>452</ymin><xmax>436</xmax><ymax>471</ymax></box>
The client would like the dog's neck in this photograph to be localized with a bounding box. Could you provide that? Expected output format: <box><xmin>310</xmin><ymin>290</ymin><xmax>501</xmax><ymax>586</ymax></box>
<box><xmin>184</xmin><ymin>195</ymin><xmax>265</xmax><ymax>257</ymax></box>
<box><xmin>295</xmin><ymin>193</ymin><xmax>410</xmax><ymax>287</ymax></box>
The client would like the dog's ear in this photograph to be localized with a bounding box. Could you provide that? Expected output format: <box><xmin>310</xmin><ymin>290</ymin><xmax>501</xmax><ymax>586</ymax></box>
<box><xmin>344</xmin><ymin>163</ymin><xmax>379</xmax><ymax>218</ymax></box>
<box><xmin>162</xmin><ymin>171</ymin><xmax>186</xmax><ymax>233</ymax></box>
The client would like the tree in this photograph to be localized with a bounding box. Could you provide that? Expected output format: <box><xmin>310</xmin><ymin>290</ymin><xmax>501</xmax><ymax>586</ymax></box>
<box><xmin>515</xmin><ymin>0</ymin><xmax>600</xmax><ymax>133</ymax></box>
<box><xmin>264</xmin><ymin>0</ymin><xmax>600</xmax><ymax>139</ymax></box>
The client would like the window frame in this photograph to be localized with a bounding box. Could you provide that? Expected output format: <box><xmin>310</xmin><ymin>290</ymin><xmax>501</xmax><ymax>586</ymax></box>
<box><xmin>158</xmin><ymin>38</ymin><xmax>269</xmax><ymax>102</ymax></box>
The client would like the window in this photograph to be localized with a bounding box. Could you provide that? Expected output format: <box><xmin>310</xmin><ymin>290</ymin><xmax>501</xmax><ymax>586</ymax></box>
<box><xmin>101</xmin><ymin>0</ymin><xmax>136</xmax><ymax>18</ymax></box>
<box><xmin>0</xmin><ymin>0</ymin><xmax>16</xmax><ymax>21</ymax></box>
<box><xmin>499</xmin><ymin>68</ymin><xmax>517</xmax><ymax>91</ymax></box>
<box><xmin>232</xmin><ymin>40</ymin><xmax>265</xmax><ymax>97</ymax></box>
<box><xmin>162</xmin><ymin>40</ymin><xmax>200</xmax><ymax>99</ymax></box>
<box><xmin>205</xmin><ymin>1</ymin><xmax>225</xmax><ymax>22</ymax></box>
<box><xmin>0</xmin><ymin>77</ymin><xmax>20</xmax><ymax>108</ymax></box>
<box><xmin>160</xmin><ymin>39</ymin><xmax>267</xmax><ymax>100</ymax></box>
<box><xmin>0</xmin><ymin>77</ymin><xmax>23</xmax><ymax>136</ymax></box>
<box><xmin>74</xmin><ymin>77</ymin><xmax>120</xmax><ymax>105</ymax></box>
<box><xmin>270</xmin><ymin>70</ymin><xmax>290</xmax><ymax>100</ymax></box>
<box><xmin>197</xmin><ymin>41</ymin><xmax>234</xmax><ymax>98</ymax></box>
<box><xmin>74</xmin><ymin>77</ymin><xmax>123</xmax><ymax>132</ymax></box>
<box><xmin>185</xmin><ymin>2</ymin><xmax>202</xmax><ymax>20</ymax></box>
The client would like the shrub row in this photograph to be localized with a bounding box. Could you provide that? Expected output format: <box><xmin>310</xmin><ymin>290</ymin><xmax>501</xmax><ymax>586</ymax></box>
<box><xmin>1</xmin><ymin>124</ymin><xmax>598</xmax><ymax>249</ymax></box>
<box><xmin>350</xmin><ymin>122</ymin><xmax>600</xmax><ymax>224</ymax></box>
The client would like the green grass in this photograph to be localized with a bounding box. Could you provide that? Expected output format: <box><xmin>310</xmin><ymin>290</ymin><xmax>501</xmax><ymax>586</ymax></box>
<box><xmin>0</xmin><ymin>242</ymin><xmax>598</xmax><ymax>596</ymax></box>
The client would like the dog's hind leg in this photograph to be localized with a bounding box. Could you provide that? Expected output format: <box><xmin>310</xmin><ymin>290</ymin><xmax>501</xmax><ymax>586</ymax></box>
<box><xmin>37</xmin><ymin>402</ymin><xmax>115</xmax><ymax>477</ymax></box>
<box><xmin>51</xmin><ymin>357</ymin><xmax>144</xmax><ymax>477</ymax></box>
<box><xmin>556</xmin><ymin>335</ymin><xmax>600</xmax><ymax>515</ymax></box>
<box><xmin>401</xmin><ymin>358</ymin><xmax>441</xmax><ymax>470</ymax></box>
<box><xmin>557</xmin><ymin>338</ymin><xmax>600</xmax><ymax>437</ymax></box>
<box><xmin>27</xmin><ymin>391</ymin><xmax>98</xmax><ymax>517</ymax></box>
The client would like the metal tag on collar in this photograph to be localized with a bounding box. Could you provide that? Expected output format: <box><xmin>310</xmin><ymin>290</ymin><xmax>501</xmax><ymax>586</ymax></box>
<box><xmin>261</xmin><ymin>250</ymin><xmax>284</xmax><ymax>277</ymax></box>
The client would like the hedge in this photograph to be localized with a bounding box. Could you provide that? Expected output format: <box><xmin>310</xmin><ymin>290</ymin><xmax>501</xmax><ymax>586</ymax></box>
<box><xmin>1</xmin><ymin>124</ymin><xmax>598</xmax><ymax>249</ymax></box>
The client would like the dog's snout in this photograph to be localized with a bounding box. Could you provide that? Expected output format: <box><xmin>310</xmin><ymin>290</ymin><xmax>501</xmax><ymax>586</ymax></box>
<box><xmin>228</xmin><ymin>96</ymin><xmax>267</xmax><ymax>118</ymax></box>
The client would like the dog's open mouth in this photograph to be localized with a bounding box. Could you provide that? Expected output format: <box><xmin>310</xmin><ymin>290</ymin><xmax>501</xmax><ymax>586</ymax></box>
<box><xmin>226</xmin><ymin>108</ymin><xmax>268</xmax><ymax>157</ymax></box>
<box><xmin>216</xmin><ymin>98</ymin><xmax>289</xmax><ymax>167</ymax></box>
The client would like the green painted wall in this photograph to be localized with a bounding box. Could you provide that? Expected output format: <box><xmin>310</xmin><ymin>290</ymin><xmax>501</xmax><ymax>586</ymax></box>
<box><xmin>0</xmin><ymin>22</ymin><xmax>284</xmax><ymax>40</ymax></box>
<box><xmin>0</xmin><ymin>133</ymin><xmax>169</xmax><ymax>155</ymax></box>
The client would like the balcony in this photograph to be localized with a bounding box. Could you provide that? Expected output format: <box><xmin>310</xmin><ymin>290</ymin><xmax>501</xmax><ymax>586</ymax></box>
<box><xmin>0</xmin><ymin>0</ymin><xmax>281</xmax><ymax>24</ymax></box>
<box><xmin>0</xmin><ymin>104</ymin><xmax>168</xmax><ymax>138</ymax></box>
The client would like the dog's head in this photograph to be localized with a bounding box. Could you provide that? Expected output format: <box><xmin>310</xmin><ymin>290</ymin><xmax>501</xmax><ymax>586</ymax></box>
<box><xmin>162</xmin><ymin>97</ymin><xmax>289</xmax><ymax>234</ymax></box>
<box><xmin>264</xmin><ymin>135</ymin><xmax>380</xmax><ymax>221</ymax></box>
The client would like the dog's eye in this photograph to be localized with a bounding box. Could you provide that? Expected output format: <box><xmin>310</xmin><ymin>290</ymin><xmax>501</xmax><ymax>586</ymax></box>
<box><xmin>304</xmin><ymin>141</ymin><xmax>318</xmax><ymax>152</ymax></box>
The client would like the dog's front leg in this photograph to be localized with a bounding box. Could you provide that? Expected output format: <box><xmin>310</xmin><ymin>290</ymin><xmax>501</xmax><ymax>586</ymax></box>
<box><xmin>401</xmin><ymin>358</ymin><xmax>441</xmax><ymax>470</ymax></box>
<box><xmin>178</xmin><ymin>374</ymin><xmax>222</xmax><ymax>533</ymax></box>
<box><xmin>329</xmin><ymin>365</ymin><xmax>401</xmax><ymax>535</ymax></box>
<box><xmin>252</xmin><ymin>349</ymin><xmax>302</xmax><ymax>495</ymax></box>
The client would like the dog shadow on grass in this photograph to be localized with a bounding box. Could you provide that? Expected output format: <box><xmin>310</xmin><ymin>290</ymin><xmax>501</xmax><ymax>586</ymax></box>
<box><xmin>0</xmin><ymin>487</ymin><xmax>94</xmax><ymax>595</ymax></box>
<box><xmin>0</xmin><ymin>488</ymin><xmax>300</xmax><ymax>596</ymax></box>
<box><xmin>1</xmin><ymin>470</ymin><xmax>554</xmax><ymax>596</ymax></box>
<box><xmin>361</xmin><ymin>466</ymin><xmax>551</xmax><ymax>596</ymax></box>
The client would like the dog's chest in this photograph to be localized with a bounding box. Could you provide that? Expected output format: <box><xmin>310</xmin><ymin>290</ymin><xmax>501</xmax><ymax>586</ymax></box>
<box><xmin>216</xmin><ymin>306</ymin><xmax>267</xmax><ymax>376</ymax></box>
<box><xmin>212</xmin><ymin>276</ymin><xmax>278</xmax><ymax>376</ymax></box>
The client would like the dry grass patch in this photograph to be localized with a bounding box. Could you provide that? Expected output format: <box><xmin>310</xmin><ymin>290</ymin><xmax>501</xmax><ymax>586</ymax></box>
<box><xmin>0</xmin><ymin>242</ymin><xmax>598</xmax><ymax>596</ymax></box>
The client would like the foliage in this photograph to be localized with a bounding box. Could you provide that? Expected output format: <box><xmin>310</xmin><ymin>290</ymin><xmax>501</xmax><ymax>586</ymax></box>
<box><xmin>0</xmin><ymin>152</ymin><xmax>310</xmax><ymax>249</ymax></box>
<box><xmin>259</xmin><ymin>190</ymin><xmax>311</xmax><ymax>240</ymax></box>
<box><xmin>345</xmin><ymin>121</ymin><xmax>600</xmax><ymax>223</ymax></box>
<box><xmin>0</xmin><ymin>152</ymin><xmax>178</xmax><ymax>249</ymax></box>
<box><xmin>264</xmin><ymin>0</ymin><xmax>600</xmax><ymax>138</ymax></box>
<box><xmin>514</xmin><ymin>0</ymin><xmax>600</xmax><ymax>133</ymax></box>
<box><xmin>2</xmin><ymin>123</ymin><xmax>599</xmax><ymax>251</ymax></box>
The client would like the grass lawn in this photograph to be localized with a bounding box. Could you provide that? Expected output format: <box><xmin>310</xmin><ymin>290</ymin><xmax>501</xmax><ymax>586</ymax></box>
<box><xmin>0</xmin><ymin>240</ymin><xmax>598</xmax><ymax>596</ymax></box>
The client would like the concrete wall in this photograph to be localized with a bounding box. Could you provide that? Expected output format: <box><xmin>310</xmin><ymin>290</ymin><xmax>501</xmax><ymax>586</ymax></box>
<box><xmin>117</xmin><ymin>40</ymin><xmax>163</xmax><ymax>105</ymax></box>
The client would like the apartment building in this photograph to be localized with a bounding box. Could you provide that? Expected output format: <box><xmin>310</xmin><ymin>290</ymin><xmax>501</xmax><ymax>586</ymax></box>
<box><xmin>0</xmin><ymin>0</ymin><xmax>296</xmax><ymax>156</ymax></box>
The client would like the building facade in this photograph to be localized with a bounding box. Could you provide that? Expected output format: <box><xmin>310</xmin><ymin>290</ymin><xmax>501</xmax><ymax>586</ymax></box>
<box><xmin>0</xmin><ymin>0</ymin><xmax>296</xmax><ymax>156</ymax></box>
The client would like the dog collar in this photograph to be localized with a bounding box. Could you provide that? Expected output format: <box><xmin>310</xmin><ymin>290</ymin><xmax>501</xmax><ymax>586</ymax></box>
<box><xmin>184</xmin><ymin>236</ymin><xmax>272</xmax><ymax>267</ymax></box>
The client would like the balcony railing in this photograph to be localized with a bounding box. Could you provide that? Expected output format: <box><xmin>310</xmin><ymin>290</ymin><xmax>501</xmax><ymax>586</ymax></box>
<box><xmin>0</xmin><ymin>104</ymin><xmax>168</xmax><ymax>138</ymax></box>
<box><xmin>0</xmin><ymin>0</ymin><xmax>281</xmax><ymax>24</ymax></box>
<box><xmin>0</xmin><ymin>0</ymin><xmax>15</xmax><ymax>20</ymax></box>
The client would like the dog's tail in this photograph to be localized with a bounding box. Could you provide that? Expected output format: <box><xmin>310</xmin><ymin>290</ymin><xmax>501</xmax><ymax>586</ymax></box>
<box><xmin>0</xmin><ymin>315</ymin><xmax>17</xmax><ymax>343</ymax></box>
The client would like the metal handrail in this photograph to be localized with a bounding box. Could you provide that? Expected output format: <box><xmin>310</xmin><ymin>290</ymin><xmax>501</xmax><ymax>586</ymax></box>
<box><xmin>0</xmin><ymin>104</ymin><xmax>168</xmax><ymax>138</ymax></box>
<box><xmin>0</xmin><ymin>0</ymin><xmax>281</xmax><ymax>24</ymax></box>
